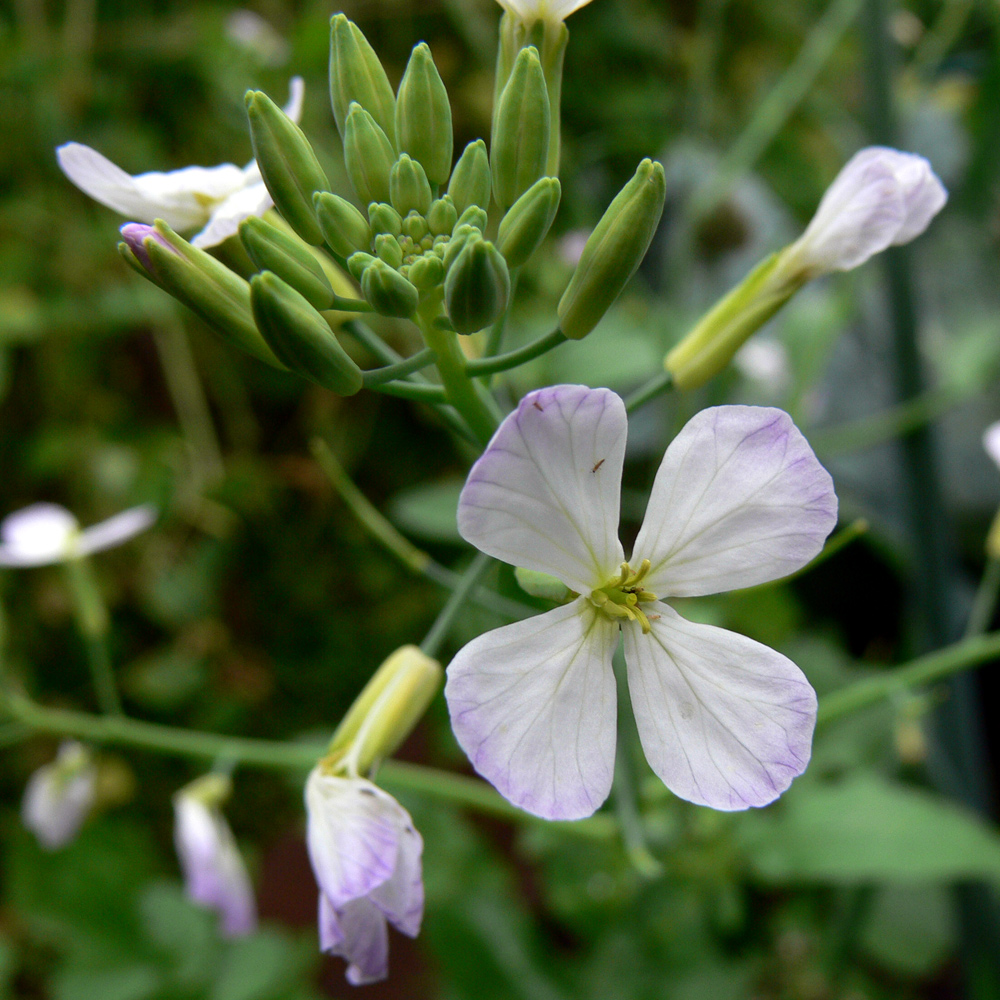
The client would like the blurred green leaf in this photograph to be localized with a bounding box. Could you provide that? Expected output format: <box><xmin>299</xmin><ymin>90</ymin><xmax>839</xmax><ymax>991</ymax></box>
<box><xmin>139</xmin><ymin>882</ymin><xmax>218</xmax><ymax>987</ymax></box>
<box><xmin>210</xmin><ymin>930</ymin><xmax>310</xmax><ymax>1000</ymax></box>
<box><xmin>388</xmin><ymin>477</ymin><xmax>464</xmax><ymax>543</ymax></box>
<box><xmin>52</xmin><ymin>965</ymin><xmax>162</xmax><ymax>1000</ymax></box>
<box><xmin>861</xmin><ymin>885</ymin><xmax>955</xmax><ymax>977</ymax></box>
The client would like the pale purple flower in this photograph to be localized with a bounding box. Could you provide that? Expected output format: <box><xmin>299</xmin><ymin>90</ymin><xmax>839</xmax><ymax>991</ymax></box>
<box><xmin>446</xmin><ymin>385</ymin><xmax>837</xmax><ymax>820</ymax></box>
<box><xmin>173</xmin><ymin>782</ymin><xmax>257</xmax><ymax>937</ymax></box>
<box><xmin>305</xmin><ymin>768</ymin><xmax>423</xmax><ymax>985</ymax></box>
<box><xmin>22</xmin><ymin>741</ymin><xmax>97</xmax><ymax>849</ymax></box>
<box><xmin>0</xmin><ymin>502</ymin><xmax>155</xmax><ymax>568</ymax></box>
<box><xmin>56</xmin><ymin>78</ymin><xmax>304</xmax><ymax>249</ymax></box>
<box><xmin>784</xmin><ymin>146</ymin><xmax>947</xmax><ymax>276</ymax></box>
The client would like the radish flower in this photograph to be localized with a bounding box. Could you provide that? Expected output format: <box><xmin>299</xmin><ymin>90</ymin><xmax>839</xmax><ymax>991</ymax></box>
<box><xmin>446</xmin><ymin>385</ymin><xmax>837</xmax><ymax>820</ymax></box>
<box><xmin>22</xmin><ymin>742</ymin><xmax>97</xmax><ymax>849</ymax></box>
<box><xmin>495</xmin><ymin>0</ymin><xmax>596</xmax><ymax>22</ymax></box>
<box><xmin>57</xmin><ymin>78</ymin><xmax>304</xmax><ymax>248</ymax></box>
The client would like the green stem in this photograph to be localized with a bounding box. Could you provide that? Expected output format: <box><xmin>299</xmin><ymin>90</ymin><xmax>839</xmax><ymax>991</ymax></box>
<box><xmin>624</xmin><ymin>371</ymin><xmax>674</xmax><ymax>413</ymax></box>
<box><xmin>367</xmin><ymin>379</ymin><xmax>448</xmax><ymax>403</ymax></box>
<box><xmin>362</xmin><ymin>347</ymin><xmax>436</xmax><ymax>387</ymax></box>
<box><xmin>63</xmin><ymin>557</ymin><xmax>123</xmax><ymax>716</ymax></box>
<box><xmin>816</xmin><ymin>631</ymin><xmax>1000</xmax><ymax>727</ymax></box>
<box><xmin>340</xmin><ymin>319</ymin><xmax>410</xmax><ymax>368</ymax></box>
<box><xmin>421</xmin><ymin>553</ymin><xmax>493</xmax><ymax>658</ymax></box>
<box><xmin>465</xmin><ymin>328</ymin><xmax>567</xmax><ymax>377</ymax></box>
<box><xmin>966</xmin><ymin>558</ymin><xmax>1000</xmax><ymax>640</ymax></box>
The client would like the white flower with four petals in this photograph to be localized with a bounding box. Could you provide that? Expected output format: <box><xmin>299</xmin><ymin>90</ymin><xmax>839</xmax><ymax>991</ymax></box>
<box><xmin>446</xmin><ymin>385</ymin><xmax>838</xmax><ymax>821</ymax></box>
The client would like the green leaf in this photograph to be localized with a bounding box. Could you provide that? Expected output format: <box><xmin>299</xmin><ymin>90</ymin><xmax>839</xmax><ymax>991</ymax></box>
<box><xmin>52</xmin><ymin>965</ymin><xmax>161</xmax><ymax>1000</ymax></box>
<box><xmin>388</xmin><ymin>477</ymin><xmax>464</xmax><ymax>543</ymax></box>
<box><xmin>861</xmin><ymin>885</ymin><xmax>955</xmax><ymax>977</ymax></box>
<box><xmin>210</xmin><ymin>930</ymin><xmax>310</xmax><ymax>1000</ymax></box>
<box><xmin>139</xmin><ymin>882</ymin><xmax>218</xmax><ymax>987</ymax></box>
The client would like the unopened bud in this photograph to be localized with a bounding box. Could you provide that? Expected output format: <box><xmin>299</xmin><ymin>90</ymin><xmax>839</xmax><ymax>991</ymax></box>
<box><xmin>427</xmin><ymin>196</ymin><xmax>459</xmax><ymax>236</ymax></box>
<box><xmin>491</xmin><ymin>47</ymin><xmax>550</xmax><ymax>213</ymax></box>
<box><xmin>445</xmin><ymin>236</ymin><xmax>510</xmax><ymax>334</ymax></box>
<box><xmin>246</xmin><ymin>90</ymin><xmax>330</xmax><ymax>246</ymax></box>
<box><xmin>395</xmin><ymin>42</ymin><xmax>453</xmax><ymax>187</ymax></box>
<box><xmin>374</xmin><ymin>233</ymin><xmax>404</xmax><ymax>269</ymax></box>
<box><xmin>240</xmin><ymin>216</ymin><xmax>334</xmax><ymax>311</ymax></box>
<box><xmin>448</xmin><ymin>139</ymin><xmax>492</xmax><ymax>216</ymax></box>
<box><xmin>496</xmin><ymin>176</ymin><xmax>561</xmax><ymax>268</ymax></box>
<box><xmin>408</xmin><ymin>254</ymin><xmax>445</xmax><ymax>291</ymax></box>
<box><xmin>347</xmin><ymin>251</ymin><xmax>377</xmax><ymax>283</ymax></box>
<box><xmin>344</xmin><ymin>103</ymin><xmax>395</xmax><ymax>208</ymax></box>
<box><xmin>557</xmin><ymin>158</ymin><xmax>665</xmax><ymax>340</ymax></box>
<box><xmin>514</xmin><ymin>566</ymin><xmax>571</xmax><ymax>602</ymax></box>
<box><xmin>390</xmin><ymin>153</ymin><xmax>432</xmax><ymax>217</ymax></box>
<box><xmin>314</xmin><ymin>192</ymin><xmax>372</xmax><ymax>259</ymax></box>
<box><xmin>250</xmin><ymin>272</ymin><xmax>362</xmax><ymax>395</ymax></box>
<box><xmin>329</xmin><ymin>14</ymin><xmax>396</xmax><ymax>145</ymax></box>
<box><xmin>403</xmin><ymin>211</ymin><xmax>429</xmax><ymax>243</ymax></box>
<box><xmin>455</xmin><ymin>205</ymin><xmax>488</xmax><ymax>234</ymax></box>
<box><xmin>368</xmin><ymin>202</ymin><xmax>403</xmax><ymax>239</ymax></box>
<box><xmin>362</xmin><ymin>259</ymin><xmax>420</xmax><ymax>318</ymax></box>
<box><xmin>443</xmin><ymin>224</ymin><xmax>481</xmax><ymax>271</ymax></box>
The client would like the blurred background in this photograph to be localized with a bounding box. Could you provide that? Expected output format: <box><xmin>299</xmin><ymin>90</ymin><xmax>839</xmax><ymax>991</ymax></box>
<box><xmin>3</xmin><ymin>0</ymin><xmax>1000</xmax><ymax>997</ymax></box>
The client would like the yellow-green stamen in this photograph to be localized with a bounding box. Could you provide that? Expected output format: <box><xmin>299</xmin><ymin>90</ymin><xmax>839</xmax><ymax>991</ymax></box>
<box><xmin>589</xmin><ymin>559</ymin><xmax>657</xmax><ymax>634</ymax></box>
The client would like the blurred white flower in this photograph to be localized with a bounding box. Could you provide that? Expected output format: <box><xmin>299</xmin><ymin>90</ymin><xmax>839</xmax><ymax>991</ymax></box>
<box><xmin>0</xmin><ymin>502</ymin><xmax>155</xmax><ymax>568</ymax></box>
<box><xmin>226</xmin><ymin>10</ymin><xmax>290</xmax><ymax>66</ymax></box>
<box><xmin>495</xmin><ymin>0</ymin><xmax>596</xmax><ymax>22</ymax></box>
<box><xmin>22</xmin><ymin>742</ymin><xmax>97</xmax><ymax>849</ymax></box>
<box><xmin>174</xmin><ymin>776</ymin><xmax>257</xmax><ymax>938</ymax></box>
<box><xmin>983</xmin><ymin>422</ymin><xmax>1000</xmax><ymax>470</ymax></box>
<box><xmin>784</xmin><ymin>146</ymin><xmax>947</xmax><ymax>277</ymax></box>
<box><xmin>734</xmin><ymin>337</ymin><xmax>791</xmax><ymax>393</ymax></box>
<box><xmin>56</xmin><ymin>78</ymin><xmax>304</xmax><ymax>249</ymax></box>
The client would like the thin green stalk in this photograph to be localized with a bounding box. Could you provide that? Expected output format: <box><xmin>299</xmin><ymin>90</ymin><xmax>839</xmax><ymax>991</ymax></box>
<box><xmin>966</xmin><ymin>558</ymin><xmax>1000</xmax><ymax>640</ymax></box>
<box><xmin>367</xmin><ymin>379</ymin><xmax>449</xmax><ymax>403</ymax></box>
<box><xmin>625</xmin><ymin>371</ymin><xmax>674</xmax><ymax>412</ymax></box>
<box><xmin>340</xmin><ymin>319</ymin><xmax>411</xmax><ymax>368</ymax></box>
<box><xmin>816</xmin><ymin>631</ymin><xmax>1000</xmax><ymax>727</ymax></box>
<box><xmin>465</xmin><ymin>328</ymin><xmax>567</xmax><ymax>377</ymax></box>
<box><xmin>421</xmin><ymin>553</ymin><xmax>493</xmax><ymax>658</ymax></box>
<box><xmin>483</xmin><ymin>271</ymin><xmax>520</xmax><ymax>357</ymax></box>
<box><xmin>361</xmin><ymin>347</ymin><xmax>436</xmax><ymax>387</ymax></box>
<box><xmin>63</xmin><ymin>557</ymin><xmax>123</xmax><ymax>717</ymax></box>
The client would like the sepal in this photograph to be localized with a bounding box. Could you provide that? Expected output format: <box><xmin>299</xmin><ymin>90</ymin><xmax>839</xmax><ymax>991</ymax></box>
<box><xmin>240</xmin><ymin>216</ymin><xmax>335</xmax><ymax>310</ymax></box>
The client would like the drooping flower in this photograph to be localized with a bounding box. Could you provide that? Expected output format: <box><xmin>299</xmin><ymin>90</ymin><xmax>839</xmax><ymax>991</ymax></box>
<box><xmin>0</xmin><ymin>502</ymin><xmax>155</xmax><ymax>568</ymax></box>
<box><xmin>495</xmin><ymin>0</ymin><xmax>596</xmax><ymax>23</ymax></box>
<box><xmin>22</xmin><ymin>741</ymin><xmax>97</xmax><ymax>849</ymax></box>
<box><xmin>782</xmin><ymin>146</ymin><xmax>947</xmax><ymax>278</ymax></box>
<box><xmin>305</xmin><ymin>767</ymin><xmax>423</xmax><ymax>985</ymax></box>
<box><xmin>173</xmin><ymin>775</ymin><xmax>257</xmax><ymax>937</ymax></box>
<box><xmin>56</xmin><ymin>78</ymin><xmax>304</xmax><ymax>249</ymax></box>
<box><xmin>445</xmin><ymin>385</ymin><xmax>837</xmax><ymax>821</ymax></box>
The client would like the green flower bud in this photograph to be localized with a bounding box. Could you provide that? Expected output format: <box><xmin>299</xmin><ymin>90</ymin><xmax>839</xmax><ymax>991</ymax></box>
<box><xmin>491</xmin><ymin>47</ymin><xmax>550</xmax><ymax>213</ymax></box>
<box><xmin>374</xmin><ymin>233</ymin><xmax>404</xmax><ymax>269</ymax></box>
<box><xmin>329</xmin><ymin>14</ymin><xmax>396</xmax><ymax>146</ymax></box>
<box><xmin>427</xmin><ymin>196</ymin><xmax>459</xmax><ymax>236</ymax></box>
<box><xmin>347</xmin><ymin>251</ymin><xmax>377</xmax><ymax>283</ymax></box>
<box><xmin>443</xmin><ymin>224</ymin><xmax>481</xmax><ymax>271</ymax></box>
<box><xmin>455</xmin><ymin>205</ymin><xmax>488</xmax><ymax>234</ymax></box>
<box><xmin>389</xmin><ymin>153</ymin><xmax>432</xmax><ymax>217</ymax></box>
<box><xmin>250</xmin><ymin>272</ymin><xmax>362</xmax><ymax>394</ymax></box>
<box><xmin>402</xmin><ymin>211</ymin><xmax>429</xmax><ymax>242</ymax></box>
<box><xmin>514</xmin><ymin>566</ymin><xmax>571</xmax><ymax>602</ymax></box>
<box><xmin>313</xmin><ymin>192</ymin><xmax>372</xmax><ymax>259</ymax></box>
<box><xmin>344</xmin><ymin>103</ymin><xmax>395</xmax><ymax>208</ymax></box>
<box><xmin>239</xmin><ymin>216</ymin><xmax>334</xmax><ymax>311</ymax></box>
<box><xmin>447</xmin><ymin>139</ymin><xmax>491</xmax><ymax>216</ymax></box>
<box><xmin>408</xmin><ymin>254</ymin><xmax>445</xmax><ymax>291</ymax></box>
<box><xmin>395</xmin><ymin>42</ymin><xmax>453</xmax><ymax>187</ymax></box>
<box><xmin>368</xmin><ymin>202</ymin><xmax>403</xmax><ymax>238</ymax></box>
<box><xmin>246</xmin><ymin>90</ymin><xmax>330</xmax><ymax>246</ymax></box>
<box><xmin>557</xmin><ymin>158</ymin><xmax>666</xmax><ymax>340</ymax></box>
<box><xmin>362</xmin><ymin>259</ymin><xmax>420</xmax><ymax>318</ymax></box>
<box><xmin>445</xmin><ymin>236</ymin><xmax>511</xmax><ymax>334</ymax></box>
<box><xmin>496</xmin><ymin>176</ymin><xmax>561</xmax><ymax>269</ymax></box>
<box><xmin>141</xmin><ymin>222</ymin><xmax>284</xmax><ymax>369</ymax></box>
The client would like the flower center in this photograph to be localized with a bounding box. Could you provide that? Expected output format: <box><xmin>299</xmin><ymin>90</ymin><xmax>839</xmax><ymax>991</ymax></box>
<box><xmin>589</xmin><ymin>560</ymin><xmax>658</xmax><ymax>634</ymax></box>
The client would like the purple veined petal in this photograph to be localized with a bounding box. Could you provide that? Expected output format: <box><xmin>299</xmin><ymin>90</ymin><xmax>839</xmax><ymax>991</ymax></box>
<box><xmin>881</xmin><ymin>149</ymin><xmax>948</xmax><ymax>245</ymax></box>
<box><xmin>458</xmin><ymin>385</ymin><xmax>627</xmax><ymax>595</ymax></box>
<box><xmin>75</xmin><ymin>504</ymin><xmax>156</xmax><ymax>557</ymax></box>
<box><xmin>635</xmin><ymin>406</ymin><xmax>837</xmax><ymax>598</ymax></box>
<box><xmin>622</xmin><ymin>602</ymin><xmax>817</xmax><ymax>810</ymax></box>
<box><xmin>0</xmin><ymin>503</ymin><xmax>79</xmax><ymax>567</ymax></box>
<box><xmin>305</xmin><ymin>773</ymin><xmax>401</xmax><ymax>909</ymax></box>
<box><xmin>445</xmin><ymin>598</ymin><xmax>619</xmax><ymax>821</ymax></box>
<box><xmin>368</xmin><ymin>819</ymin><xmax>423</xmax><ymax>937</ymax></box>
<box><xmin>320</xmin><ymin>894</ymin><xmax>391</xmax><ymax>986</ymax></box>
<box><xmin>191</xmin><ymin>182</ymin><xmax>274</xmax><ymax>248</ymax></box>
<box><xmin>984</xmin><ymin>422</ymin><xmax>1000</xmax><ymax>471</ymax></box>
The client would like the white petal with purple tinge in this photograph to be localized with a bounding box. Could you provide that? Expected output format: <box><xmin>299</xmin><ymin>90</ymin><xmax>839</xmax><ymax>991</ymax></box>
<box><xmin>367</xmin><ymin>820</ymin><xmax>424</xmax><ymax>937</ymax></box>
<box><xmin>445</xmin><ymin>598</ymin><xmax>619</xmax><ymax>820</ymax></box>
<box><xmin>622</xmin><ymin>602</ymin><xmax>816</xmax><ymax>810</ymax></box>
<box><xmin>458</xmin><ymin>385</ymin><xmax>626</xmax><ymax>595</ymax></box>
<box><xmin>76</xmin><ymin>504</ymin><xmax>157</xmax><ymax>556</ymax></box>
<box><xmin>320</xmin><ymin>894</ymin><xmax>390</xmax><ymax>986</ymax></box>
<box><xmin>0</xmin><ymin>503</ymin><xmax>79</xmax><ymax>566</ymax></box>
<box><xmin>635</xmin><ymin>406</ymin><xmax>837</xmax><ymax>598</ymax></box>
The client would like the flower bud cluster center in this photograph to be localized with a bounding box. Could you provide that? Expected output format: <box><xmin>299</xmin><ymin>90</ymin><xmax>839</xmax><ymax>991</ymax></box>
<box><xmin>589</xmin><ymin>559</ymin><xmax>657</xmax><ymax>633</ymax></box>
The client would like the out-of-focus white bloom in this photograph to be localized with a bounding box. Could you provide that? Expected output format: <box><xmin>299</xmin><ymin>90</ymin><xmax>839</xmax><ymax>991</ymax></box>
<box><xmin>226</xmin><ymin>10</ymin><xmax>290</xmax><ymax>66</ymax></box>
<box><xmin>983</xmin><ymin>422</ymin><xmax>1000</xmax><ymax>471</ymax></box>
<box><xmin>0</xmin><ymin>502</ymin><xmax>155</xmax><ymax>568</ymax></box>
<box><xmin>734</xmin><ymin>337</ymin><xmax>791</xmax><ymax>393</ymax></box>
<box><xmin>174</xmin><ymin>775</ymin><xmax>257</xmax><ymax>938</ymax></box>
<box><xmin>783</xmin><ymin>146</ymin><xmax>947</xmax><ymax>277</ymax></box>
<box><xmin>305</xmin><ymin>768</ymin><xmax>423</xmax><ymax>985</ymax></box>
<box><xmin>22</xmin><ymin>742</ymin><xmax>97</xmax><ymax>849</ymax></box>
<box><xmin>495</xmin><ymin>0</ymin><xmax>595</xmax><ymax>22</ymax></box>
<box><xmin>56</xmin><ymin>78</ymin><xmax>304</xmax><ymax>249</ymax></box>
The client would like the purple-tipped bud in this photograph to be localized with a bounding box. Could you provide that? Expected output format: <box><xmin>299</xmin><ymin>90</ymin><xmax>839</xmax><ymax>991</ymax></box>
<box><xmin>120</xmin><ymin>222</ymin><xmax>176</xmax><ymax>273</ymax></box>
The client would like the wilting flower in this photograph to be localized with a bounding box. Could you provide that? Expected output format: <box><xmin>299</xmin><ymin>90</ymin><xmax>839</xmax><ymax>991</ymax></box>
<box><xmin>446</xmin><ymin>385</ymin><xmax>837</xmax><ymax>820</ymax></box>
<box><xmin>174</xmin><ymin>775</ymin><xmax>257</xmax><ymax>937</ymax></box>
<box><xmin>22</xmin><ymin>742</ymin><xmax>97</xmax><ymax>849</ymax></box>
<box><xmin>782</xmin><ymin>146</ymin><xmax>947</xmax><ymax>278</ymax></box>
<box><xmin>305</xmin><ymin>767</ymin><xmax>423</xmax><ymax>985</ymax></box>
<box><xmin>0</xmin><ymin>502</ymin><xmax>155</xmax><ymax>568</ymax></box>
<box><xmin>495</xmin><ymin>0</ymin><xmax>596</xmax><ymax>22</ymax></box>
<box><xmin>56</xmin><ymin>78</ymin><xmax>304</xmax><ymax>248</ymax></box>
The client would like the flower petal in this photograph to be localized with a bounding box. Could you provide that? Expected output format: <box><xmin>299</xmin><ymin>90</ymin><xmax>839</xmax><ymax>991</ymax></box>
<box><xmin>0</xmin><ymin>503</ymin><xmax>78</xmax><ymax>567</ymax></box>
<box><xmin>305</xmin><ymin>772</ymin><xmax>400</xmax><ymax>908</ymax></box>
<box><xmin>984</xmin><ymin>422</ymin><xmax>1000</xmax><ymax>471</ymax></box>
<box><xmin>635</xmin><ymin>406</ymin><xmax>836</xmax><ymax>598</ymax></box>
<box><xmin>21</xmin><ymin>742</ymin><xmax>96</xmax><ymax>849</ymax></box>
<box><xmin>320</xmin><ymin>894</ymin><xmax>390</xmax><ymax>985</ymax></box>
<box><xmin>368</xmin><ymin>819</ymin><xmax>423</xmax><ymax>937</ymax></box>
<box><xmin>192</xmin><ymin>182</ymin><xmax>273</xmax><ymax>248</ymax></box>
<box><xmin>445</xmin><ymin>598</ymin><xmax>619</xmax><ymax>820</ymax></box>
<box><xmin>622</xmin><ymin>602</ymin><xmax>816</xmax><ymax>810</ymax></box>
<box><xmin>458</xmin><ymin>385</ymin><xmax>626</xmax><ymax>594</ymax></box>
<box><xmin>75</xmin><ymin>504</ymin><xmax>156</xmax><ymax>556</ymax></box>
